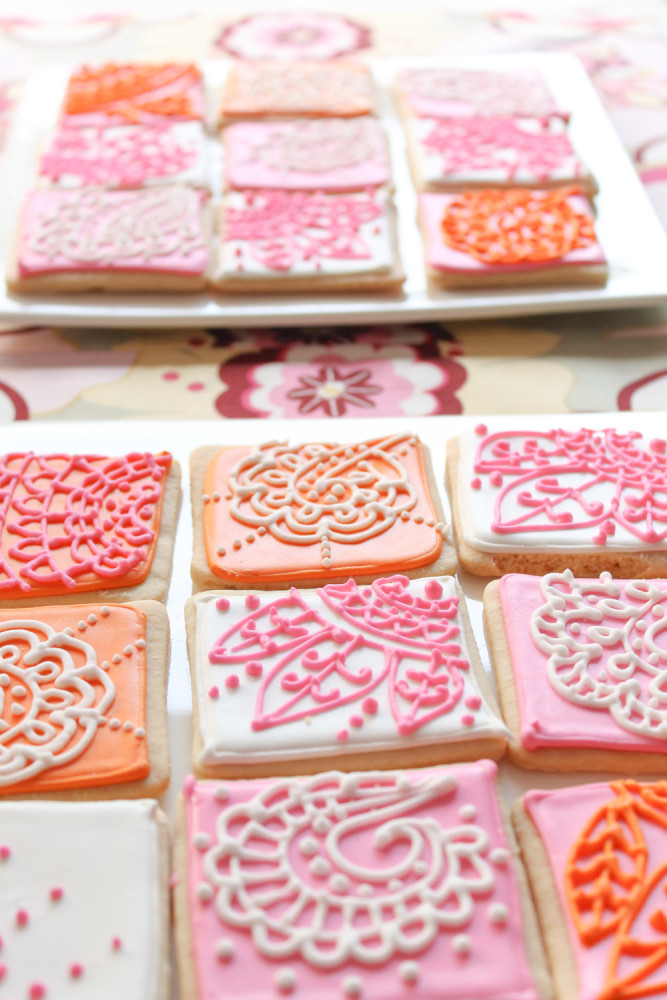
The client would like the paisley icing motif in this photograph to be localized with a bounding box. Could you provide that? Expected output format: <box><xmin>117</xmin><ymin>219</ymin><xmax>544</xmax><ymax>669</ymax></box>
<box><xmin>397</xmin><ymin>67</ymin><xmax>561</xmax><ymax>119</ymax></box>
<box><xmin>63</xmin><ymin>62</ymin><xmax>204</xmax><ymax>125</ymax></box>
<box><xmin>531</xmin><ymin>571</ymin><xmax>667</xmax><ymax>739</ymax></box>
<box><xmin>221</xmin><ymin>60</ymin><xmax>374</xmax><ymax>118</ymax></box>
<box><xmin>0</xmin><ymin>451</ymin><xmax>171</xmax><ymax>597</ymax></box>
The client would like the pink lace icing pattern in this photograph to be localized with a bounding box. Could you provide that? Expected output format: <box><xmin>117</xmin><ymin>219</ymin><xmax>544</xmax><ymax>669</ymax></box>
<box><xmin>225</xmin><ymin>190</ymin><xmax>384</xmax><ymax>272</ymax></box>
<box><xmin>399</xmin><ymin>67</ymin><xmax>561</xmax><ymax>118</ymax></box>
<box><xmin>472</xmin><ymin>428</ymin><xmax>667</xmax><ymax>545</ymax></box>
<box><xmin>0</xmin><ymin>451</ymin><xmax>171</xmax><ymax>593</ymax></box>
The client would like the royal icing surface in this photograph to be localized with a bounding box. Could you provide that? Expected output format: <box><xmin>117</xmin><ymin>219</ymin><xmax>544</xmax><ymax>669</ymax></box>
<box><xmin>219</xmin><ymin>189</ymin><xmax>393</xmax><ymax>279</ymax></box>
<box><xmin>17</xmin><ymin>187</ymin><xmax>208</xmax><ymax>278</ymax></box>
<box><xmin>409</xmin><ymin>117</ymin><xmax>586</xmax><ymax>187</ymax></box>
<box><xmin>499</xmin><ymin>572</ymin><xmax>667</xmax><ymax>752</ymax></box>
<box><xmin>0</xmin><ymin>603</ymin><xmax>148</xmax><ymax>792</ymax></box>
<box><xmin>40</xmin><ymin>122</ymin><xmax>208</xmax><ymax>189</ymax></box>
<box><xmin>0</xmin><ymin>799</ymin><xmax>162</xmax><ymax>999</ymax></box>
<box><xmin>397</xmin><ymin>67</ymin><xmax>562</xmax><ymax>119</ymax></box>
<box><xmin>224</xmin><ymin>119</ymin><xmax>390</xmax><ymax>191</ymax></box>
<box><xmin>193</xmin><ymin>575</ymin><xmax>506</xmax><ymax>765</ymax></box>
<box><xmin>62</xmin><ymin>62</ymin><xmax>205</xmax><ymax>126</ymax></box>
<box><xmin>221</xmin><ymin>60</ymin><xmax>374</xmax><ymax>118</ymax></box>
<box><xmin>459</xmin><ymin>426</ymin><xmax>667</xmax><ymax>552</ymax></box>
<box><xmin>184</xmin><ymin>763</ymin><xmax>538</xmax><ymax>1000</ymax></box>
<box><xmin>0</xmin><ymin>451</ymin><xmax>171</xmax><ymax>598</ymax></box>
<box><xmin>526</xmin><ymin>779</ymin><xmax>667</xmax><ymax>1000</ymax></box>
<box><xmin>200</xmin><ymin>436</ymin><xmax>445</xmax><ymax>584</ymax></box>
<box><xmin>421</xmin><ymin>189</ymin><xmax>604</xmax><ymax>275</ymax></box>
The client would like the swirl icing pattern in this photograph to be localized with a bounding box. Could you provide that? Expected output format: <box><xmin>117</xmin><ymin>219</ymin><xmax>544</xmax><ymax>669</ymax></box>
<box><xmin>222</xmin><ymin>60</ymin><xmax>374</xmax><ymax>117</ymax></box>
<box><xmin>398</xmin><ymin>67</ymin><xmax>560</xmax><ymax>119</ymax></box>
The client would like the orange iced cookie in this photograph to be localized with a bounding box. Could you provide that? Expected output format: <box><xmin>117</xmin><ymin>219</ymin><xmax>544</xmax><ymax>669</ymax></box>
<box><xmin>62</xmin><ymin>62</ymin><xmax>205</xmax><ymax>126</ymax></box>
<box><xmin>190</xmin><ymin>435</ymin><xmax>456</xmax><ymax>589</ymax></box>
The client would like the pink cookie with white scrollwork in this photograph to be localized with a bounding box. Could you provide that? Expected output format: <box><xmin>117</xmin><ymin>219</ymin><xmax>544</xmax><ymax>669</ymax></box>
<box><xmin>395</xmin><ymin>67</ymin><xmax>564</xmax><ymax>121</ymax></box>
<box><xmin>174</xmin><ymin>763</ymin><xmax>550</xmax><ymax>1000</ymax></box>
<box><xmin>213</xmin><ymin>188</ymin><xmax>403</xmax><ymax>292</ymax></box>
<box><xmin>446</xmin><ymin>424</ymin><xmax>667</xmax><ymax>578</ymax></box>
<box><xmin>185</xmin><ymin>575</ymin><xmax>507</xmax><ymax>778</ymax></box>
<box><xmin>223</xmin><ymin>119</ymin><xmax>390</xmax><ymax>192</ymax></box>
<box><xmin>485</xmin><ymin>571</ymin><xmax>667</xmax><ymax>772</ymax></box>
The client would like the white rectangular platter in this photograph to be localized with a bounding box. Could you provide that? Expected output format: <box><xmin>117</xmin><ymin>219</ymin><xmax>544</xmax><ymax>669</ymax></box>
<box><xmin>1</xmin><ymin>52</ymin><xmax>666</xmax><ymax>328</ymax></box>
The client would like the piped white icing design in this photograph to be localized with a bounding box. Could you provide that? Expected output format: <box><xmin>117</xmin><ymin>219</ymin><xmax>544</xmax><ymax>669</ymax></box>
<box><xmin>531</xmin><ymin>571</ymin><xmax>667</xmax><ymax>739</ymax></box>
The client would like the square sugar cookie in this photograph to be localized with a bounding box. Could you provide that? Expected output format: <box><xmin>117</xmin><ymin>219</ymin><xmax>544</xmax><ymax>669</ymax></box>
<box><xmin>186</xmin><ymin>575</ymin><xmax>507</xmax><ymax>778</ymax></box>
<box><xmin>8</xmin><ymin>187</ymin><xmax>209</xmax><ymax>294</ymax></box>
<box><xmin>515</xmin><ymin>778</ymin><xmax>667</xmax><ymax>1000</ymax></box>
<box><xmin>0</xmin><ymin>450</ymin><xmax>180</xmax><ymax>606</ymax></box>
<box><xmin>0</xmin><ymin>600</ymin><xmax>169</xmax><ymax>798</ymax></box>
<box><xmin>395</xmin><ymin>67</ymin><xmax>564</xmax><ymax>121</ymax></box>
<box><xmin>190</xmin><ymin>436</ymin><xmax>456</xmax><ymax>589</ymax></box>
<box><xmin>175</xmin><ymin>763</ymin><xmax>550</xmax><ymax>1000</ymax></box>
<box><xmin>419</xmin><ymin>188</ymin><xmax>607</xmax><ymax>289</ymax></box>
<box><xmin>213</xmin><ymin>188</ymin><xmax>403</xmax><ymax>293</ymax></box>
<box><xmin>446</xmin><ymin>425</ymin><xmax>667</xmax><ymax>578</ymax></box>
<box><xmin>0</xmin><ymin>798</ymin><xmax>169</xmax><ymax>1000</ymax></box>
<box><xmin>220</xmin><ymin>59</ymin><xmax>375</xmax><ymax>121</ymax></box>
<box><xmin>223</xmin><ymin>118</ymin><xmax>391</xmax><ymax>192</ymax></box>
<box><xmin>485</xmin><ymin>571</ymin><xmax>667</xmax><ymax>772</ymax></box>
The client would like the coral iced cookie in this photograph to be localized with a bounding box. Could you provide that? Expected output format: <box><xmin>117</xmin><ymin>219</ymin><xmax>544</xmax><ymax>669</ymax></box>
<box><xmin>175</xmin><ymin>764</ymin><xmax>549</xmax><ymax>1000</ymax></box>
<box><xmin>190</xmin><ymin>435</ymin><xmax>455</xmax><ymax>589</ymax></box>
<box><xmin>516</xmin><ymin>779</ymin><xmax>667</xmax><ymax>1000</ymax></box>
<box><xmin>9</xmin><ymin>186</ymin><xmax>209</xmax><ymax>294</ymax></box>
<box><xmin>186</xmin><ymin>575</ymin><xmax>507</xmax><ymax>778</ymax></box>
<box><xmin>485</xmin><ymin>571</ymin><xmax>667</xmax><ymax>772</ymax></box>
<box><xmin>61</xmin><ymin>61</ymin><xmax>205</xmax><ymax>126</ymax></box>
<box><xmin>0</xmin><ymin>798</ymin><xmax>169</xmax><ymax>1000</ymax></box>
<box><xmin>407</xmin><ymin>117</ymin><xmax>595</xmax><ymax>194</ymax></box>
<box><xmin>220</xmin><ymin>59</ymin><xmax>375</xmax><ymax>121</ymax></box>
<box><xmin>40</xmin><ymin>122</ymin><xmax>209</xmax><ymax>190</ymax></box>
<box><xmin>420</xmin><ymin>188</ymin><xmax>607</xmax><ymax>289</ymax></box>
<box><xmin>396</xmin><ymin>67</ymin><xmax>563</xmax><ymax>120</ymax></box>
<box><xmin>446</xmin><ymin>425</ymin><xmax>667</xmax><ymax>578</ymax></box>
<box><xmin>0</xmin><ymin>450</ymin><xmax>180</xmax><ymax>605</ymax></box>
<box><xmin>214</xmin><ymin>188</ymin><xmax>403</xmax><ymax>292</ymax></box>
<box><xmin>223</xmin><ymin>118</ymin><xmax>390</xmax><ymax>192</ymax></box>
<box><xmin>0</xmin><ymin>601</ymin><xmax>169</xmax><ymax>798</ymax></box>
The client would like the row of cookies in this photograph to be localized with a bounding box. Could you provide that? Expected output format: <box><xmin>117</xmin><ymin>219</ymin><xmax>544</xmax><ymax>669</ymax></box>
<box><xmin>393</xmin><ymin>66</ymin><xmax>607</xmax><ymax>288</ymax></box>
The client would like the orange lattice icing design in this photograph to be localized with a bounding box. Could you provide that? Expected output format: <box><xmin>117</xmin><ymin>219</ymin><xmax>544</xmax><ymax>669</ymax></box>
<box><xmin>566</xmin><ymin>781</ymin><xmax>667</xmax><ymax>1000</ymax></box>
<box><xmin>0</xmin><ymin>604</ymin><xmax>148</xmax><ymax>793</ymax></box>
<box><xmin>63</xmin><ymin>62</ymin><xmax>203</xmax><ymax>124</ymax></box>
<box><xmin>440</xmin><ymin>187</ymin><xmax>596</xmax><ymax>265</ymax></box>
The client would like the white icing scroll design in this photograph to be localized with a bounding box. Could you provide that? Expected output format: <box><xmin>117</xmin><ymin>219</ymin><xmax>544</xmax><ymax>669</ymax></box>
<box><xmin>250</xmin><ymin>119</ymin><xmax>379</xmax><ymax>173</ymax></box>
<box><xmin>203</xmin><ymin>771</ymin><xmax>496</xmax><ymax>967</ymax></box>
<box><xmin>0</xmin><ymin>619</ymin><xmax>115</xmax><ymax>784</ymax></box>
<box><xmin>531</xmin><ymin>570</ymin><xmax>667</xmax><ymax>738</ymax></box>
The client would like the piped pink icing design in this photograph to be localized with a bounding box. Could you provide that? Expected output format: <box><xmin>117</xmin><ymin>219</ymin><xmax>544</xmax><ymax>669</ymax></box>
<box><xmin>17</xmin><ymin>187</ymin><xmax>208</xmax><ymax>277</ymax></box>
<box><xmin>224</xmin><ymin>119</ymin><xmax>390</xmax><ymax>191</ymax></box>
<box><xmin>194</xmin><ymin>576</ymin><xmax>506</xmax><ymax>764</ymax></box>
<box><xmin>39</xmin><ymin>122</ymin><xmax>206</xmax><ymax>189</ymax></box>
<box><xmin>420</xmin><ymin>192</ymin><xmax>605</xmax><ymax>275</ymax></box>
<box><xmin>397</xmin><ymin>67</ymin><xmax>563</xmax><ymax>119</ymax></box>
<box><xmin>469</xmin><ymin>428</ymin><xmax>667</xmax><ymax>547</ymax></box>
<box><xmin>499</xmin><ymin>572</ymin><xmax>667</xmax><ymax>751</ymax></box>
<box><xmin>185</xmin><ymin>764</ymin><xmax>539</xmax><ymax>1000</ymax></box>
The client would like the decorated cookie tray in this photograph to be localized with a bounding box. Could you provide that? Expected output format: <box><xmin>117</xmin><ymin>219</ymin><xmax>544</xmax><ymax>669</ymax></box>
<box><xmin>1</xmin><ymin>53</ymin><xmax>666</xmax><ymax>327</ymax></box>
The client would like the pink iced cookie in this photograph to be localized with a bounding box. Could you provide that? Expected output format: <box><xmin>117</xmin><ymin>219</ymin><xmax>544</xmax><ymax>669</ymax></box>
<box><xmin>397</xmin><ymin>67</ymin><xmax>564</xmax><ymax>120</ymax></box>
<box><xmin>177</xmin><ymin>763</ymin><xmax>546</xmax><ymax>1000</ymax></box>
<box><xmin>224</xmin><ymin>119</ymin><xmax>390</xmax><ymax>191</ymax></box>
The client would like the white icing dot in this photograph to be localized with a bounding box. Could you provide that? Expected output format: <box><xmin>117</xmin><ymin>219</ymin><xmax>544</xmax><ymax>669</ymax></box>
<box><xmin>312</xmin><ymin>816</ymin><xmax>332</xmax><ymax>835</ymax></box>
<box><xmin>109</xmin><ymin>719</ymin><xmax>121</xmax><ymax>730</ymax></box>
<box><xmin>309</xmin><ymin>857</ymin><xmax>331</xmax><ymax>878</ymax></box>
<box><xmin>112</xmin><ymin>654</ymin><xmax>122</xmax><ymax>664</ymax></box>
<box><xmin>633</xmin><ymin>638</ymin><xmax>643</xmax><ymax>651</ymax></box>
<box><xmin>299</xmin><ymin>837</ymin><xmax>319</xmax><ymax>857</ymax></box>
<box><xmin>490</xmin><ymin>848</ymin><xmax>510</xmax><ymax>866</ymax></box>
<box><xmin>399</xmin><ymin>961</ymin><xmax>419</xmax><ymax>984</ymax></box>
<box><xmin>11</xmin><ymin>685</ymin><xmax>26</xmax><ymax>698</ymax></box>
<box><xmin>77</xmin><ymin>620</ymin><xmax>87</xmax><ymax>631</ymax></box>
<box><xmin>11</xmin><ymin>703</ymin><xmax>25</xmax><ymax>715</ymax></box>
<box><xmin>488</xmin><ymin>903</ymin><xmax>509</xmax><ymax>926</ymax></box>
<box><xmin>136</xmin><ymin>639</ymin><xmax>146</xmax><ymax>649</ymax></box>
<box><xmin>413</xmin><ymin>860</ymin><xmax>428</xmax><ymax>875</ymax></box>
<box><xmin>217</xmin><ymin>546</ymin><xmax>227</xmax><ymax>557</ymax></box>
<box><xmin>357</xmin><ymin>884</ymin><xmax>373</xmax><ymax>897</ymax></box>
<box><xmin>0</xmin><ymin>674</ymin><xmax>9</xmax><ymax>686</ymax></box>
<box><xmin>330</xmin><ymin>874</ymin><xmax>350</xmax><ymax>894</ymax></box>
<box><xmin>653</xmin><ymin>605</ymin><xmax>665</xmax><ymax>618</ymax></box>
<box><xmin>342</xmin><ymin>976</ymin><xmax>363</xmax><ymax>997</ymax></box>
<box><xmin>124</xmin><ymin>644</ymin><xmax>133</xmax><ymax>656</ymax></box>
<box><xmin>214</xmin><ymin>785</ymin><xmax>230</xmax><ymax>801</ymax></box>
<box><xmin>194</xmin><ymin>833</ymin><xmax>211</xmax><ymax>851</ymax></box>
<box><xmin>233</xmin><ymin>539</ymin><xmax>242</xmax><ymax>550</ymax></box>
<box><xmin>452</xmin><ymin>934</ymin><xmax>471</xmax><ymax>956</ymax></box>
<box><xmin>202</xmin><ymin>494</ymin><xmax>211</xmax><ymax>503</ymax></box>
<box><xmin>212</xmin><ymin>492</ymin><xmax>221</xmax><ymax>501</ymax></box>
<box><xmin>215</xmin><ymin>938</ymin><xmax>234</xmax><ymax>961</ymax></box>
<box><xmin>101</xmin><ymin>661</ymin><xmax>110</xmax><ymax>670</ymax></box>
<box><xmin>388</xmin><ymin>878</ymin><xmax>403</xmax><ymax>892</ymax></box>
<box><xmin>134</xmin><ymin>727</ymin><xmax>146</xmax><ymax>739</ymax></box>
<box><xmin>649</xmin><ymin>653</ymin><xmax>660</xmax><ymax>665</ymax></box>
<box><xmin>87</xmin><ymin>614</ymin><xmax>97</xmax><ymax>625</ymax></box>
<box><xmin>196</xmin><ymin>882</ymin><xmax>213</xmax><ymax>902</ymax></box>
<box><xmin>122</xmin><ymin>720</ymin><xmax>133</xmax><ymax>732</ymax></box>
<box><xmin>396</xmin><ymin>776</ymin><xmax>412</xmax><ymax>793</ymax></box>
<box><xmin>276</xmin><ymin>969</ymin><xmax>297</xmax><ymax>993</ymax></box>
<box><xmin>459</xmin><ymin>804</ymin><xmax>477</xmax><ymax>822</ymax></box>
<box><xmin>636</xmin><ymin>619</ymin><xmax>648</xmax><ymax>632</ymax></box>
<box><xmin>101</xmin><ymin>606</ymin><xmax>111</xmax><ymax>616</ymax></box>
<box><xmin>63</xmin><ymin>627</ymin><xmax>75</xmax><ymax>637</ymax></box>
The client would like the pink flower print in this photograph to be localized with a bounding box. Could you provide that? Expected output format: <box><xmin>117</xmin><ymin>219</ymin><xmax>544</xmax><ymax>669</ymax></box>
<box><xmin>286</xmin><ymin>365</ymin><xmax>382</xmax><ymax>416</ymax></box>
<box><xmin>215</xmin><ymin>12</ymin><xmax>371</xmax><ymax>61</ymax></box>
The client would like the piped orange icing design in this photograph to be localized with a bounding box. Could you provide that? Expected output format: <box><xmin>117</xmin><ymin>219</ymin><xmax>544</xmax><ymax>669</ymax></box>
<box><xmin>441</xmin><ymin>187</ymin><xmax>596</xmax><ymax>265</ymax></box>
<box><xmin>202</xmin><ymin>436</ymin><xmax>445</xmax><ymax>583</ymax></box>
<box><xmin>0</xmin><ymin>451</ymin><xmax>171</xmax><ymax>598</ymax></box>
<box><xmin>565</xmin><ymin>780</ymin><xmax>667</xmax><ymax>999</ymax></box>
<box><xmin>0</xmin><ymin>604</ymin><xmax>148</xmax><ymax>793</ymax></box>
<box><xmin>64</xmin><ymin>62</ymin><xmax>202</xmax><ymax>123</ymax></box>
<box><xmin>221</xmin><ymin>60</ymin><xmax>374</xmax><ymax>118</ymax></box>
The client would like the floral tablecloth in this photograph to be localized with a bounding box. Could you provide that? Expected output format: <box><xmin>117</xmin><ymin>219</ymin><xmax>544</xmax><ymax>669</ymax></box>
<box><xmin>1</xmin><ymin>1</ymin><xmax>666</xmax><ymax>422</ymax></box>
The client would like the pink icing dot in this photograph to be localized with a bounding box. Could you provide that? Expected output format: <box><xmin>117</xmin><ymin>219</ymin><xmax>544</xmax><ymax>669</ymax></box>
<box><xmin>188</xmin><ymin>382</ymin><xmax>205</xmax><ymax>392</ymax></box>
<box><xmin>50</xmin><ymin>887</ymin><xmax>64</xmax><ymax>902</ymax></box>
<box><xmin>70</xmin><ymin>963</ymin><xmax>84</xmax><ymax>979</ymax></box>
<box><xmin>465</xmin><ymin>695</ymin><xmax>481</xmax><ymax>710</ymax></box>
<box><xmin>216</xmin><ymin>597</ymin><xmax>230</xmax><ymax>612</ymax></box>
<box><xmin>0</xmin><ymin>846</ymin><xmax>10</xmax><ymax>860</ymax></box>
<box><xmin>361</xmin><ymin>697</ymin><xmax>378</xmax><ymax>714</ymax></box>
<box><xmin>337</xmin><ymin>729</ymin><xmax>349</xmax><ymax>742</ymax></box>
<box><xmin>332</xmin><ymin>629</ymin><xmax>347</xmax><ymax>644</ymax></box>
<box><xmin>490</xmin><ymin>472</ymin><xmax>503</xmax><ymax>487</ymax></box>
<box><xmin>245</xmin><ymin>594</ymin><xmax>260</xmax><ymax>610</ymax></box>
<box><xmin>424</xmin><ymin>580</ymin><xmax>443</xmax><ymax>600</ymax></box>
<box><xmin>461</xmin><ymin>714</ymin><xmax>475</xmax><ymax>727</ymax></box>
<box><xmin>349</xmin><ymin>714</ymin><xmax>363</xmax><ymax>728</ymax></box>
<box><xmin>650</xmin><ymin>438</ymin><xmax>667</xmax><ymax>453</ymax></box>
<box><xmin>593</xmin><ymin>531</ymin><xmax>607</xmax><ymax>546</ymax></box>
<box><xmin>470</xmin><ymin>476</ymin><xmax>481</xmax><ymax>490</ymax></box>
<box><xmin>246</xmin><ymin>661</ymin><xmax>263</xmax><ymax>678</ymax></box>
<box><xmin>112</xmin><ymin>937</ymin><xmax>123</xmax><ymax>951</ymax></box>
<box><xmin>16</xmin><ymin>908</ymin><xmax>29</xmax><ymax>927</ymax></box>
<box><xmin>475</xmin><ymin>423</ymin><xmax>488</xmax><ymax>435</ymax></box>
<box><xmin>29</xmin><ymin>984</ymin><xmax>46</xmax><ymax>999</ymax></box>
<box><xmin>208</xmin><ymin>686</ymin><xmax>220</xmax><ymax>699</ymax></box>
<box><xmin>163</xmin><ymin>371</ymin><xmax>179</xmax><ymax>381</ymax></box>
<box><xmin>225</xmin><ymin>675</ymin><xmax>240</xmax><ymax>690</ymax></box>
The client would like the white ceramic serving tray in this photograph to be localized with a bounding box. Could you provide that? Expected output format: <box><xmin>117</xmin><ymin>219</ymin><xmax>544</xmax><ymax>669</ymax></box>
<box><xmin>1</xmin><ymin>53</ymin><xmax>666</xmax><ymax>328</ymax></box>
